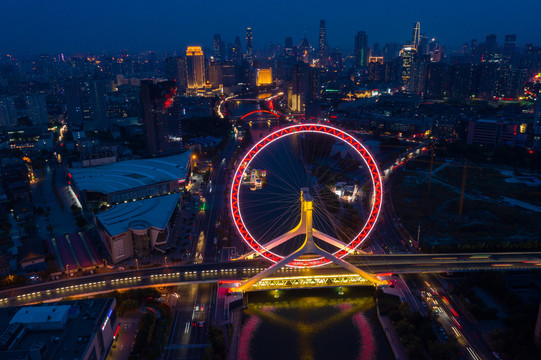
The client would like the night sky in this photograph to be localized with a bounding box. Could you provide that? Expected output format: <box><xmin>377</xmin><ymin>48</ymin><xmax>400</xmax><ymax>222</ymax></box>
<box><xmin>1</xmin><ymin>0</ymin><xmax>540</xmax><ymax>55</ymax></box>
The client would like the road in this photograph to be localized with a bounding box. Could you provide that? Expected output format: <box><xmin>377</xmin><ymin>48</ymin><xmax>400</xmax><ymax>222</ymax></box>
<box><xmin>165</xmin><ymin>283</ymin><xmax>216</xmax><ymax>360</ymax></box>
<box><xmin>1</xmin><ymin>252</ymin><xmax>540</xmax><ymax>308</ymax></box>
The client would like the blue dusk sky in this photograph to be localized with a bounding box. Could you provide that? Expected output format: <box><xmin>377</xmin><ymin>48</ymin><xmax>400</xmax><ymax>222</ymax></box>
<box><xmin>1</xmin><ymin>0</ymin><xmax>540</xmax><ymax>55</ymax></box>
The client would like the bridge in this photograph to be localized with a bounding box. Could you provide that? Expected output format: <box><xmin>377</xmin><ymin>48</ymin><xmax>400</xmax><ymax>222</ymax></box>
<box><xmin>1</xmin><ymin>252</ymin><xmax>539</xmax><ymax>307</ymax></box>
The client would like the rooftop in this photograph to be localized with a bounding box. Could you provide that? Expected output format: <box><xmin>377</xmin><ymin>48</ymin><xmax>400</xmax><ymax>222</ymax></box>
<box><xmin>95</xmin><ymin>193</ymin><xmax>181</xmax><ymax>236</ymax></box>
<box><xmin>68</xmin><ymin>151</ymin><xmax>192</xmax><ymax>195</ymax></box>
<box><xmin>0</xmin><ymin>298</ymin><xmax>115</xmax><ymax>360</ymax></box>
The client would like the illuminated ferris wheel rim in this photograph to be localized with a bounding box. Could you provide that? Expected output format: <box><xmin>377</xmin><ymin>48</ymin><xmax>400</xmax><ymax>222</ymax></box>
<box><xmin>230</xmin><ymin>123</ymin><xmax>383</xmax><ymax>268</ymax></box>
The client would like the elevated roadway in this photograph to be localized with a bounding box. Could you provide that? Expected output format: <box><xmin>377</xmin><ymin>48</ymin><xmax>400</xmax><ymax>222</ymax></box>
<box><xmin>1</xmin><ymin>252</ymin><xmax>540</xmax><ymax>307</ymax></box>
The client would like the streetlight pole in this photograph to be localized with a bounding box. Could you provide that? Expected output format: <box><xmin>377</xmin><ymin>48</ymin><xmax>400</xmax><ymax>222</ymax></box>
<box><xmin>135</xmin><ymin>258</ymin><xmax>139</xmax><ymax>270</ymax></box>
<box><xmin>66</xmin><ymin>264</ymin><xmax>69</xmax><ymax>275</ymax></box>
<box><xmin>164</xmin><ymin>256</ymin><xmax>167</xmax><ymax>267</ymax></box>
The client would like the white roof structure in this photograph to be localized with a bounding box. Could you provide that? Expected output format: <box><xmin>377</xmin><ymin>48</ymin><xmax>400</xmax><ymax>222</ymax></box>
<box><xmin>69</xmin><ymin>152</ymin><xmax>192</xmax><ymax>195</ymax></box>
<box><xmin>95</xmin><ymin>193</ymin><xmax>181</xmax><ymax>236</ymax></box>
<box><xmin>10</xmin><ymin>305</ymin><xmax>70</xmax><ymax>328</ymax></box>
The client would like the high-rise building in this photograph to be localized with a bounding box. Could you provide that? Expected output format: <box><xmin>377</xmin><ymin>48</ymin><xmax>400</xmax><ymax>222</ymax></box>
<box><xmin>140</xmin><ymin>80</ymin><xmax>182</xmax><ymax>157</ymax></box>
<box><xmin>284</xmin><ymin>37</ymin><xmax>294</xmax><ymax>56</ymax></box>
<box><xmin>318</xmin><ymin>19</ymin><xmax>328</xmax><ymax>67</ymax></box>
<box><xmin>412</xmin><ymin>22</ymin><xmax>421</xmax><ymax>49</ymax></box>
<box><xmin>186</xmin><ymin>46</ymin><xmax>205</xmax><ymax>89</ymax></box>
<box><xmin>233</xmin><ymin>36</ymin><xmax>242</xmax><ymax>63</ymax></box>
<box><xmin>246</xmin><ymin>28</ymin><xmax>254</xmax><ymax>65</ymax></box>
<box><xmin>25</xmin><ymin>93</ymin><xmax>48</xmax><ymax>125</ymax></box>
<box><xmin>503</xmin><ymin>34</ymin><xmax>516</xmax><ymax>65</ymax></box>
<box><xmin>354</xmin><ymin>31</ymin><xmax>368</xmax><ymax>68</ymax></box>
<box><xmin>213</xmin><ymin>34</ymin><xmax>224</xmax><ymax>61</ymax></box>
<box><xmin>289</xmin><ymin>62</ymin><xmax>319</xmax><ymax>112</ymax></box>
<box><xmin>534</xmin><ymin>91</ymin><xmax>541</xmax><ymax>149</ymax></box>
<box><xmin>400</xmin><ymin>46</ymin><xmax>416</xmax><ymax>91</ymax></box>
<box><xmin>64</xmin><ymin>79</ymin><xmax>108</xmax><ymax>131</ymax></box>
<box><xmin>0</xmin><ymin>96</ymin><xmax>17</xmax><ymax>127</ymax></box>
<box><xmin>256</xmin><ymin>68</ymin><xmax>273</xmax><ymax>86</ymax></box>
<box><xmin>164</xmin><ymin>57</ymin><xmax>187</xmax><ymax>91</ymax></box>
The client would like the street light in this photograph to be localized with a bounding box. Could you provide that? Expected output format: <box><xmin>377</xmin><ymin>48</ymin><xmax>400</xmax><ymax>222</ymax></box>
<box><xmin>66</xmin><ymin>264</ymin><xmax>69</xmax><ymax>275</ymax></box>
<box><xmin>164</xmin><ymin>257</ymin><xmax>167</xmax><ymax>267</ymax></box>
<box><xmin>135</xmin><ymin>258</ymin><xmax>139</xmax><ymax>270</ymax></box>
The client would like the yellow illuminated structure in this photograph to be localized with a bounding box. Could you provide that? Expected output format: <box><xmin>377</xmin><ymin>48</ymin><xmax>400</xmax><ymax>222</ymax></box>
<box><xmin>186</xmin><ymin>46</ymin><xmax>205</xmax><ymax>89</ymax></box>
<box><xmin>256</xmin><ymin>68</ymin><xmax>272</xmax><ymax>86</ymax></box>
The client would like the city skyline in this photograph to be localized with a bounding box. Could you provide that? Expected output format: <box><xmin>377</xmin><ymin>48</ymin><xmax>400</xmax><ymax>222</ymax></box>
<box><xmin>1</xmin><ymin>0</ymin><xmax>541</xmax><ymax>55</ymax></box>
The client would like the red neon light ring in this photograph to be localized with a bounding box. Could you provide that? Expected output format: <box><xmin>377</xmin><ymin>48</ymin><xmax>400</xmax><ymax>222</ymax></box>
<box><xmin>240</xmin><ymin>109</ymin><xmax>281</xmax><ymax>120</ymax></box>
<box><xmin>230</xmin><ymin>124</ymin><xmax>383</xmax><ymax>268</ymax></box>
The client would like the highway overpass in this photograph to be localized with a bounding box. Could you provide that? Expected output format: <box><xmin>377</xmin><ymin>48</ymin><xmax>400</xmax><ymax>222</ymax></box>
<box><xmin>1</xmin><ymin>252</ymin><xmax>540</xmax><ymax>307</ymax></box>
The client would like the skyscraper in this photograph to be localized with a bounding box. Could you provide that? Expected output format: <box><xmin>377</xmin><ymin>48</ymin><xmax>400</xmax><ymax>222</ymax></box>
<box><xmin>64</xmin><ymin>79</ymin><xmax>108</xmax><ymax>131</ymax></box>
<box><xmin>186</xmin><ymin>46</ymin><xmax>205</xmax><ymax>89</ymax></box>
<box><xmin>25</xmin><ymin>93</ymin><xmax>48</xmax><ymax>125</ymax></box>
<box><xmin>400</xmin><ymin>45</ymin><xmax>417</xmax><ymax>91</ymax></box>
<box><xmin>233</xmin><ymin>36</ymin><xmax>242</xmax><ymax>63</ymax></box>
<box><xmin>213</xmin><ymin>34</ymin><xmax>224</xmax><ymax>61</ymax></box>
<box><xmin>534</xmin><ymin>91</ymin><xmax>541</xmax><ymax>149</ymax></box>
<box><xmin>140</xmin><ymin>80</ymin><xmax>182</xmax><ymax>157</ymax></box>
<box><xmin>0</xmin><ymin>96</ymin><xmax>17</xmax><ymax>127</ymax></box>
<box><xmin>318</xmin><ymin>19</ymin><xmax>328</xmax><ymax>67</ymax></box>
<box><xmin>412</xmin><ymin>22</ymin><xmax>421</xmax><ymax>49</ymax></box>
<box><xmin>246</xmin><ymin>28</ymin><xmax>254</xmax><ymax>65</ymax></box>
<box><xmin>354</xmin><ymin>31</ymin><xmax>368</xmax><ymax>68</ymax></box>
<box><xmin>503</xmin><ymin>34</ymin><xmax>516</xmax><ymax>65</ymax></box>
<box><xmin>164</xmin><ymin>57</ymin><xmax>187</xmax><ymax>91</ymax></box>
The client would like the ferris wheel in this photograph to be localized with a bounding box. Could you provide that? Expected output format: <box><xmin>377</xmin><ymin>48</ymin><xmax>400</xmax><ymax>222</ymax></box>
<box><xmin>230</xmin><ymin>124</ymin><xmax>383</xmax><ymax>269</ymax></box>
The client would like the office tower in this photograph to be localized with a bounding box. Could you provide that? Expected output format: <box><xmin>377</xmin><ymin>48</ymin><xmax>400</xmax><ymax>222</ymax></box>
<box><xmin>213</xmin><ymin>34</ymin><xmax>225</xmax><ymax>61</ymax></box>
<box><xmin>256</xmin><ymin>68</ymin><xmax>272</xmax><ymax>86</ymax></box>
<box><xmin>140</xmin><ymin>80</ymin><xmax>182</xmax><ymax>157</ymax></box>
<box><xmin>164</xmin><ymin>57</ymin><xmax>187</xmax><ymax>91</ymax></box>
<box><xmin>284</xmin><ymin>37</ymin><xmax>294</xmax><ymax>56</ymax></box>
<box><xmin>88</xmin><ymin>79</ymin><xmax>108</xmax><ymax>131</ymax></box>
<box><xmin>354</xmin><ymin>31</ymin><xmax>368</xmax><ymax>67</ymax></box>
<box><xmin>186</xmin><ymin>46</ymin><xmax>205</xmax><ymax>89</ymax></box>
<box><xmin>65</xmin><ymin>79</ymin><xmax>108</xmax><ymax>131</ymax></box>
<box><xmin>221</xmin><ymin>62</ymin><xmax>236</xmax><ymax>87</ymax></box>
<box><xmin>400</xmin><ymin>45</ymin><xmax>416</xmax><ymax>91</ymax></box>
<box><xmin>412</xmin><ymin>22</ymin><xmax>421</xmax><ymax>49</ymax></box>
<box><xmin>503</xmin><ymin>34</ymin><xmax>516</xmax><ymax>64</ymax></box>
<box><xmin>246</xmin><ymin>28</ymin><xmax>254</xmax><ymax>65</ymax></box>
<box><xmin>427</xmin><ymin>62</ymin><xmax>448</xmax><ymax>99</ymax></box>
<box><xmin>209</xmin><ymin>62</ymin><xmax>223</xmax><ymax>88</ymax></box>
<box><xmin>418</xmin><ymin>34</ymin><xmax>429</xmax><ymax>55</ymax></box>
<box><xmin>533</xmin><ymin>91</ymin><xmax>541</xmax><ymax>149</ymax></box>
<box><xmin>233</xmin><ymin>36</ymin><xmax>242</xmax><ymax>63</ymax></box>
<box><xmin>449</xmin><ymin>63</ymin><xmax>472</xmax><ymax>98</ymax></box>
<box><xmin>65</xmin><ymin>80</ymin><xmax>84</xmax><ymax>128</ymax></box>
<box><xmin>0</xmin><ymin>96</ymin><xmax>17</xmax><ymax>127</ymax></box>
<box><xmin>318</xmin><ymin>19</ymin><xmax>328</xmax><ymax>67</ymax></box>
<box><xmin>299</xmin><ymin>36</ymin><xmax>312</xmax><ymax>63</ymax></box>
<box><xmin>383</xmin><ymin>43</ymin><xmax>401</xmax><ymax>61</ymax></box>
<box><xmin>289</xmin><ymin>62</ymin><xmax>319</xmax><ymax>112</ymax></box>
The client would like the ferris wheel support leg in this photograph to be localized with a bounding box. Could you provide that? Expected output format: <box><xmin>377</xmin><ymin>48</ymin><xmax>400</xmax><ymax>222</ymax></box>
<box><xmin>232</xmin><ymin>243</ymin><xmax>309</xmax><ymax>292</ymax></box>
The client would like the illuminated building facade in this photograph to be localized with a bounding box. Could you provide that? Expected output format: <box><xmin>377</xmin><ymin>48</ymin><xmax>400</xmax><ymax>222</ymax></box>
<box><xmin>354</xmin><ymin>31</ymin><xmax>368</xmax><ymax>67</ymax></box>
<box><xmin>140</xmin><ymin>80</ymin><xmax>182</xmax><ymax>156</ymax></box>
<box><xmin>246</xmin><ymin>28</ymin><xmax>254</xmax><ymax>65</ymax></box>
<box><xmin>186</xmin><ymin>46</ymin><xmax>205</xmax><ymax>89</ymax></box>
<box><xmin>400</xmin><ymin>46</ymin><xmax>416</xmax><ymax>91</ymax></box>
<box><xmin>318</xmin><ymin>19</ymin><xmax>328</xmax><ymax>67</ymax></box>
<box><xmin>64</xmin><ymin>79</ymin><xmax>108</xmax><ymax>131</ymax></box>
<box><xmin>256</xmin><ymin>68</ymin><xmax>272</xmax><ymax>86</ymax></box>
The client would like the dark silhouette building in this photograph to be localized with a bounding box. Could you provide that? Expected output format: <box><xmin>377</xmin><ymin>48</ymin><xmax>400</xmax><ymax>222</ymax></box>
<box><xmin>141</xmin><ymin>81</ymin><xmax>182</xmax><ymax>157</ymax></box>
<box><xmin>354</xmin><ymin>31</ymin><xmax>368</xmax><ymax>68</ymax></box>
